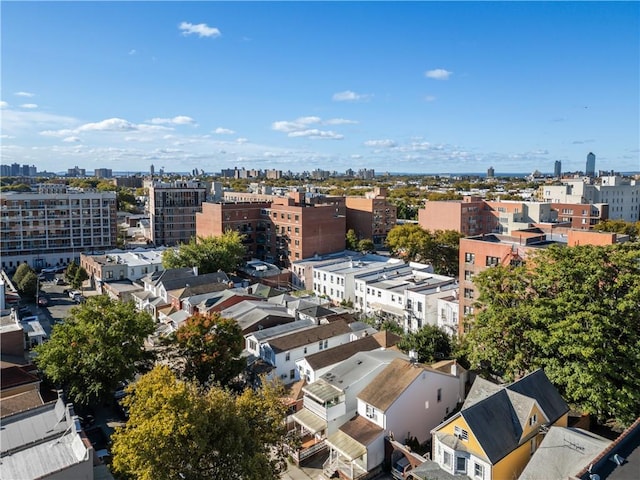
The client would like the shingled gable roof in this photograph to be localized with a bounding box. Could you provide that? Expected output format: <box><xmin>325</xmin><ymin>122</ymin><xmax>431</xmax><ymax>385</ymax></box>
<box><xmin>267</xmin><ymin>319</ymin><xmax>352</xmax><ymax>353</ymax></box>
<box><xmin>357</xmin><ymin>358</ymin><xmax>425</xmax><ymax>412</ymax></box>
<box><xmin>145</xmin><ymin>267</ymin><xmax>193</xmax><ymax>286</ymax></box>
<box><xmin>160</xmin><ymin>271</ymin><xmax>229</xmax><ymax>293</ymax></box>
<box><xmin>439</xmin><ymin>369</ymin><xmax>569</xmax><ymax>465</ymax></box>
<box><xmin>304</xmin><ymin>330</ymin><xmax>401</xmax><ymax>370</ymax></box>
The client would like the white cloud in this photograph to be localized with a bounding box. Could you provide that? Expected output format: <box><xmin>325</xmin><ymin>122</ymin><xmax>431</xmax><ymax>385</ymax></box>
<box><xmin>179</xmin><ymin>22</ymin><xmax>221</xmax><ymax>38</ymax></box>
<box><xmin>325</xmin><ymin>118</ymin><xmax>358</xmax><ymax>125</ymax></box>
<box><xmin>78</xmin><ymin>118</ymin><xmax>137</xmax><ymax>132</ymax></box>
<box><xmin>63</xmin><ymin>136</ymin><xmax>81</xmax><ymax>143</ymax></box>
<box><xmin>236</xmin><ymin>137</ymin><xmax>249</xmax><ymax>144</ymax></box>
<box><xmin>0</xmin><ymin>101</ymin><xmax>8</xmax><ymax>108</ymax></box>
<box><xmin>364</xmin><ymin>139</ymin><xmax>397</xmax><ymax>148</ymax></box>
<box><xmin>424</xmin><ymin>95</ymin><xmax>437</xmax><ymax>102</ymax></box>
<box><xmin>215</xmin><ymin>127</ymin><xmax>235</xmax><ymax>135</ymax></box>
<box><xmin>129</xmin><ymin>49</ymin><xmax>137</xmax><ymax>55</ymax></box>
<box><xmin>288</xmin><ymin>129</ymin><xmax>343</xmax><ymax>140</ymax></box>
<box><xmin>332</xmin><ymin>90</ymin><xmax>372</xmax><ymax>102</ymax></box>
<box><xmin>0</xmin><ymin>134</ymin><xmax>15</xmax><ymax>139</ymax></box>
<box><xmin>20</xmin><ymin>103</ymin><xmax>38</xmax><ymax>109</ymax></box>
<box><xmin>271</xmin><ymin>116</ymin><xmax>353</xmax><ymax>140</ymax></box>
<box><xmin>149</xmin><ymin>116</ymin><xmax>195</xmax><ymax>125</ymax></box>
<box><xmin>350</xmin><ymin>154</ymin><xmax>363</xmax><ymax>159</ymax></box>
<box><xmin>425</xmin><ymin>69</ymin><xmax>453</xmax><ymax>80</ymax></box>
<box><xmin>15</xmin><ymin>91</ymin><xmax>35</xmax><ymax>97</ymax></box>
<box><xmin>272</xmin><ymin>116</ymin><xmax>322</xmax><ymax>133</ymax></box>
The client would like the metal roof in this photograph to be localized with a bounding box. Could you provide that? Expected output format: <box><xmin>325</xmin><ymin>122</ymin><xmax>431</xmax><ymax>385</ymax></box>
<box><xmin>291</xmin><ymin>408</ymin><xmax>327</xmax><ymax>435</ymax></box>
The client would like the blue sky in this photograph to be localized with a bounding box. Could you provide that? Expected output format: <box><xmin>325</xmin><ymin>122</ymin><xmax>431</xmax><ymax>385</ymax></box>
<box><xmin>2</xmin><ymin>1</ymin><xmax>638</xmax><ymax>175</ymax></box>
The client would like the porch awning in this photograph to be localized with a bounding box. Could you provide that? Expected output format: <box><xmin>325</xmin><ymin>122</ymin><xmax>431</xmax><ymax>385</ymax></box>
<box><xmin>371</xmin><ymin>302</ymin><xmax>404</xmax><ymax>317</ymax></box>
<box><xmin>292</xmin><ymin>408</ymin><xmax>327</xmax><ymax>435</ymax></box>
<box><xmin>325</xmin><ymin>429</ymin><xmax>366</xmax><ymax>461</ymax></box>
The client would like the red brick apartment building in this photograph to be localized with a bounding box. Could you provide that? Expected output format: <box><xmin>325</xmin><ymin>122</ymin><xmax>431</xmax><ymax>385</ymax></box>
<box><xmin>345</xmin><ymin>187</ymin><xmax>397</xmax><ymax>247</ymax></box>
<box><xmin>196</xmin><ymin>196</ymin><xmax>346</xmax><ymax>269</ymax></box>
<box><xmin>458</xmin><ymin>230</ymin><xmax>558</xmax><ymax>335</ymax></box>
<box><xmin>458</xmin><ymin>228</ymin><xmax>625</xmax><ymax>336</ymax></box>
<box><xmin>419</xmin><ymin>196</ymin><xmax>607</xmax><ymax>236</ymax></box>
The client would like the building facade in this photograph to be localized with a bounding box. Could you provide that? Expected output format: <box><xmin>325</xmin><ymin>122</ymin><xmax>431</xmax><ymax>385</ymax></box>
<box><xmin>0</xmin><ymin>186</ymin><xmax>117</xmax><ymax>271</ymax></box>
<box><xmin>345</xmin><ymin>187</ymin><xmax>397</xmax><ymax>247</ymax></box>
<box><xmin>149</xmin><ymin>180</ymin><xmax>209</xmax><ymax>246</ymax></box>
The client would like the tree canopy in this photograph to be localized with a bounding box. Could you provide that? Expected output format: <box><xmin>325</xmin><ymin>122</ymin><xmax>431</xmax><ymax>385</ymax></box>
<box><xmin>12</xmin><ymin>263</ymin><xmax>33</xmax><ymax>286</ymax></box>
<box><xmin>346</xmin><ymin>229</ymin><xmax>358</xmax><ymax>250</ymax></box>
<box><xmin>34</xmin><ymin>296</ymin><xmax>155</xmax><ymax>406</ymax></box>
<box><xmin>162</xmin><ymin>232</ymin><xmax>246</xmax><ymax>274</ymax></box>
<box><xmin>398</xmin><ymin>325</ymin><xmax>453</xmax><ymax>363</ymax></box>
<box><xmin>111</xmin><ymin>366</ymin><xmax>290</xmax><ymax>480</ymax></box>
<box><xmin>385</xmin><ymin>224</ymin><xmax>462</xmax><ymax>276</ymax></box>
<box><xmin>167</xmin><ymin>312</ymin><xmax>245</xmax><ymax>388</ymax></box>
<box><xmin>593</xmin><ymin>219</ymin><xmax>639</xmax><ymax>241</ymax></box>
<box><xmin>464</xmin><ymin>243</ymin><xmax>640</xmax><ymax>427</ymax></box>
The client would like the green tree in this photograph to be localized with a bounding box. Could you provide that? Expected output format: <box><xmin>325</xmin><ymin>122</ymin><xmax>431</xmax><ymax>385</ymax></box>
<box><xmin>465</xmin><ymin>243</ymin><xmax>640</xmax><ymax>427</ymax></box>
<box><xmin>358</xmin><ymin>238</ymin><xmax>376</xmax><ymax>253</ymax></box>
<box><xmin>65</xmin><ymin>261</ymin><xmax>78</xmax><ymax>283</ymax></box>
<box><xmin>34</xmin><ymin>296</ymin><xmax>155</xmax><ymax>406</ymax></box>
<box><xmin>72</xmin><ymin>266</ymin><xmax>89</xmax><ymax>290</ymax></box>
<box><xmin>18</xmin><ymin>271</ymin><xmax>39</xmax><ymax>300</ymax></box>
<box><xmin>168</xmin><ymin>312</ymin><xmax>245</xmax><ymax>388</ymax></box>
<box><xmin>398</xmin><ymin>325</ymin><xmax>453</xmax><ymax>363</ymax></box>
<box><xmin>162</xmin><ymin>232</ymin><xmax>246</xmax><ymax>274</ymax></box>
<box><xmin>593</xmin><ymin>219</ymin><xmax>639</xmax><ymax>241</ymax></box>
<box><xmin>430</xmin><ymin>229</ymin><xmax>463</xmax><ymax>276</ymax></box>
<box><xmin>385</xmin><ymin>224</ymin><xmax>433</xmax><ymax>261</ymax></box>
<box><xmin>346</xmin><ymin>228</ymin><xmax>359</xmax><ymax>250</ymax></box>
<box><xmin>111</xmin><ymin>366</ymin><xmax>289</xmax><ymax>480</ymax></box>
<box><xmin>12</xmin><ymin>263</ymin><xmax>33</xmax><ymax>286</ymax></box>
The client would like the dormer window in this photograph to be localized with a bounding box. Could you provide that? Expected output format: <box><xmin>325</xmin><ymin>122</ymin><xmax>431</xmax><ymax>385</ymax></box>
<box><xmin>529</xmin><ymin>414</ymin><xmax>537</xmax><ymax>426</ymax></box>
<box><xmin>365</xmin><ymin>404</ymin><xmax>376</xmax><ymax>420</ymax></box>
<box><xmin>454</xmin><ymin>426</ymin><xmax>469</xmax><ymax>441</ymax></box>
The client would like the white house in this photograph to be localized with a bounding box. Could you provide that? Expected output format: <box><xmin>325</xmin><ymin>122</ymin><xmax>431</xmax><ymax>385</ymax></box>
<box><xmin>324</xmin><ymin>358</ymin><xmax>464</xmax><ymax>479</ymax></box>
<box><xmin>436</xmin><ymin>294</ymin><xmax>459</xmax><ymax>337</ymax></box>
<box><xmin>249</xmin><ymin>319</ymin><xmax>359</xmax><ymax>384</ymax></box>
<box><xmin>354</xmin><ymin>265</ymin><xmax>458</xmax><ymax>333</ymax></box>
<box><xmin>290</xmin><ymin>349</ymin><xmax>407</xmax><ymax>464</ymax></box>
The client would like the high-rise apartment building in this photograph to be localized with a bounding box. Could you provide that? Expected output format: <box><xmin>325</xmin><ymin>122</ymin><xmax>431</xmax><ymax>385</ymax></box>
<box><xmin>94</xmin><ymin>168</ymin><xmax>113</xmax><ymax>179</ymax></box>
<box><xmin>554</xmin><ymin>160</ymin><xmax>562</xmax><ymax>178</ymax></box>
<box><xmin>487</xmin><ymin>166</ymin><xmax>495</xmax><ymax>178</ymax></box>
<box><xmin>585</xmin><ymin>152</ymin><xmax>596</xmax><ymax>177</ymax></box>
<box><xmin>0</xmin><ymin>186</ymin><xmax>117</xmax><ymax>271</ymax></box>
<box><xmin>148</xmin><ymin>180</ymin><xmax>209</xmax><ymax>246</ymax></box>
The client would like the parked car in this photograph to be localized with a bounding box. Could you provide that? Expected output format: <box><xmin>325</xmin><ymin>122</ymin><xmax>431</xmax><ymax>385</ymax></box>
<box><xmin>54</xmin><ymin>277</ymin><xmax>66</xmax><ymax>285</ymax></box>
<box><xmin>38</xmin><ymin>296</ymin><xmax>49</xmax><ymax>307</ymax></box>
<box><xmin>69</xmin><ymin>290</ymin><xmax>81</xmax><ymax>299</ymax></box>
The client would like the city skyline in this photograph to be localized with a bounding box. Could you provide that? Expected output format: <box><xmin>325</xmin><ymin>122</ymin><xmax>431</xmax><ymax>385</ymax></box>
<box><xmin>2</xmin><ymin>1</ymin><xmax>638</xmax><ymax>175</ymax></box>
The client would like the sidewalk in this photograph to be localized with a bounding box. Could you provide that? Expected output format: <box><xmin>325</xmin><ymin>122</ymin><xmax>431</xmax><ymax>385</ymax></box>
<box><xmin>280</xmin><ymin>453</ymin><xmax>327</xmax><ymax>480</ymax></box>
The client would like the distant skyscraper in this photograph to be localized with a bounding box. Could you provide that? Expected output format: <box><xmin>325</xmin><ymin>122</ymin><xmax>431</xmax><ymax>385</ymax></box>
<box><xmin>487</xmin><ymin>166</ymin><xmax>495</xmax><ymax>178</ymax></box>
<box><xmin>150</xmin><ymin>164</ymin><xmax>155</xmax><ymax>176</ymax></box>
<box><xmin>554</xmin><ymin>160</ymin><xmax>562</xmax><ymax>178</ymax></box>
<box><xmin>585</xmin><ymin>152</ymin><xmax>596</xmax><ymax>177</ymax></box>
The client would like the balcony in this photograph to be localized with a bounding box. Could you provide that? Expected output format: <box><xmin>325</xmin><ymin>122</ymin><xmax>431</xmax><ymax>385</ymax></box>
<box><xmin>303</xmin><ymin>395</ymin><xmax>346</xmax><ymax>422</ymax></box>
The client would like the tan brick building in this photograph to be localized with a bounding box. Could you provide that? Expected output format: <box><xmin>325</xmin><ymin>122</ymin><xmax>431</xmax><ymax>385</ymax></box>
<box><xmin>345</xmin><ymin>187</ymin><xmax>397</xmax><ymax>247</ymax></box>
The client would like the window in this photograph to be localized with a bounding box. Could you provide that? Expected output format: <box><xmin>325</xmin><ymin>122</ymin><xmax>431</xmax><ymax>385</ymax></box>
<box><xmin>464</xmin><ymin>288</ymin><xmax>474</xmax><ymax>299</ymax></box>
<box><xmin>465</xmin><ymin>252</ymin><xmax>475</xmax><ymax>264</ymax></box>
<box><xmin>406</xmin><ymin>299</ymin><xmax>412</xmax><ymax>309</ymax></box>
<box><xmin>443</xmin><ymin>451</ymin><xmax>452</xmax><ymax>467</ymax></box>
<box><xmin>324</xmin><ymin>339</ymin><xmax>328</xmax><ymax>349</ymax></box>
<box><xmin>454</xmin><ymin>426</ymin><xmax>469</xmax><ymax>441</ymax></box>
<box><xmin>285</xmin><ymin>352</ymin><xmax>290</xmax><ymax>361</ymax></box>
<box><xmin>417</xmin><ymin>302</ymin><xmax>422</xmax><ymax>312</ymax></box>
<box><xmin>289</xmin><ymin>369</ymin><xmax>295</xmax><ymax>379</ymax></box>
<box><xmin>529</xmin><ymin>414</ymin><xmax>537</xmax><ymax>426</ymax></box>
<box><xmin>474</xmin><ymin>463</ymin><xmax>484</xmax><ymax>479</ymax></box>
<box><xmin>437</xmin><ymin>388</ymin><xmax>442</xmax><ymax>402</ymax></box>
<box><xmin>365</xmin><ymin>404</ymin><xmax>376</xmax><ymax>419</ymax></box>
<box><xmin>464</xmin><ymin>305</ymin><xmax>474</xmax><ymax>315</ymax></box>
<box><xmin>319</xmin><ymin>341</ymin><xmax>324</xmax><ymax>350</ymax></box>
<box><xmin>456</xmin><ymin>457</ymin><xmax>467</xmax><ymax>473</ymax></box>
<box><xmin>464</xmin><ymin>270</ymin><xmax>474</xmax><ymax>281</ymax></box>
<box><xmin>486</xmin><ymin>256</ymin><xmax>500</xmax><ymax>267</ymax></box>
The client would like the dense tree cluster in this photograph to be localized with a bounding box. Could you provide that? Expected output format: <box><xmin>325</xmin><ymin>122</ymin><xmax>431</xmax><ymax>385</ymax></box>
<box><xmin>163</xmin><ymin>312</ymin><xmax>245</xmax><ymax>388</ymax></box>
<box><xmin>34</xmin><ymin>296</ymin><xmax>155</xmax><ymax>406</ymax></box>
<box><xmin>110</xmin><ymin>366</ymin><xmax>290</xmax><ymax>480</ymax></box>
<box><xmin>385</xmin><ymin>224</ymin><xmax>462</xmax><ymax>276</ymax></box>
<box><xmin>398</xmin><ymin>325</ymin><xmax>453</xmax><ymax>364</ymax></box>
<box><xmin>12</xmin><ymin>263</ymin><xmax>38</xmax><ymax>299</ymax></box>
<box><xmin>162</xmin><ymin>232</ymin><xmax>246</xmax><ymax>274</ymax></box>
<box><xmin>464</xmin><ymin>243</ymin><xmax>640</xmax><ymax>427</ymax></box>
